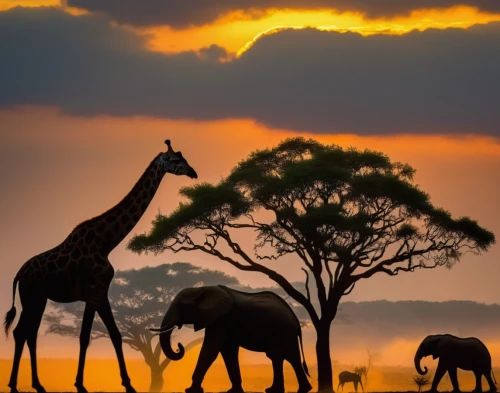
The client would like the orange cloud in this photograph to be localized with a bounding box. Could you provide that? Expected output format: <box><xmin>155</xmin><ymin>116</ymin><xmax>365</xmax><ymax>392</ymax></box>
<box><xmin>3</xmin><ymin>2</ymin><xmax>500</xmax><ymax>56</ymax></box>
<box><xmin>0</xmin><ymin>0</ymin><xmax>86</xmax><ymax>15</ymax></box>
<box><xmin>0</xmin><ymin>0</ymin><xmax>59</xmax><ymax>10</ymax></box>
<box><xmin>142</xmin><ymin>6</ymin><xmax>500</xmax><ymax>55</ymax></box>
<box><xmin>4</xmin><ymin>9</ymin><xmax>499</xmax><ymax>136</ymax></box>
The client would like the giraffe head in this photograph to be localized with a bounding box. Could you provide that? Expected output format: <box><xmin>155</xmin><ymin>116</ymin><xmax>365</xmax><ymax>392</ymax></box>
<box><xmin>158</xmin><ymin>140</ymin><xmax>198</xmax><ymax>179</ymax></box>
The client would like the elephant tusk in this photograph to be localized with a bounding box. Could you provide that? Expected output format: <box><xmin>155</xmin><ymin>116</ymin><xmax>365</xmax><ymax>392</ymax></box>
<box><xmin>148</xmin><ymin>325</ymin><xmax>176</xmax><ymax>335</ymax></box>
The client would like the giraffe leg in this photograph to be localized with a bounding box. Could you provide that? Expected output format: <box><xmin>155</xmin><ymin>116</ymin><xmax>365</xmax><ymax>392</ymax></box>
<box><xmin>74</xmin><ymin>304</ymin><xmax>96</xmax><ymax>393</ymax></box>
<box><xmin>26</xmin><ymin>299</ymin><xmax>48</xmax><ymax>393</ymax></box>
<box><xmin>8</xmin><ymin>310</ymin><xmax>28</xmax><ymax>393</ymax></box>
<box><xmin>8</xmin><ymin>295</ymin><xmax>46</xmax><ymax>393</ymax></box>
<box><xmin>97</xmin><ymin>300</ymin><xmax>136</xmax><ymax>393</ymax></box>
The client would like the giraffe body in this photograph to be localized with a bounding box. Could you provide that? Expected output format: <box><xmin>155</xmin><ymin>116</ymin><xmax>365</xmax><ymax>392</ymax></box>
<box><xmin>4</xmin><ymin>140</ymin><xmax>197</xmax><ymax>393</ymax></box>
<box><xmin>16</xmin><ymin>242</ymin><xmax>115</xmax><ymax>304</ymax></box>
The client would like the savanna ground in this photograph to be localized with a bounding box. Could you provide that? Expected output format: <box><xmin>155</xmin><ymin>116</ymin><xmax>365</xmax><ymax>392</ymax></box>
<box><xmin>1</xmin><ymin>355</ymin><xmax>498</xmax><ymax>393</ymax></box>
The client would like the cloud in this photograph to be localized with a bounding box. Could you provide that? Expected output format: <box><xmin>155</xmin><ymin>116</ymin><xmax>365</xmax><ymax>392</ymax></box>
<box><xmin>66</xmin><ymin>0</ymin><xmax>500</xmax><ymax>28</ymax></box>
<box><xmin>198</xmin><ymin>44</ymin><xmax>230</xmax><ymax>62</ymax></box>
<box><xmin>1</xmin><ymin>7</ymin><xmax>500</xmax><ymax>136</ymax></box>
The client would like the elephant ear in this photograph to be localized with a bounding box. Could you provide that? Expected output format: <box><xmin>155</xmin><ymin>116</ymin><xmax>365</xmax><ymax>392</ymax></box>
<box><xmin>429</xmin><ymin>336</ymin><xmax>443</xmax><ymax>360</ymax></box>
<box><xmin>193</xmin><ymin>286</ymin><xmax>234</xmax><ymax>331</ymax></box>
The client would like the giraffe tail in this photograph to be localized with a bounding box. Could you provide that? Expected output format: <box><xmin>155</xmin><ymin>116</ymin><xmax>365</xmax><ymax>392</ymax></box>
<box><xmin>4</xmin><ymin>275</ymin><xmax>19</xmax><ymax>338</ymax></box>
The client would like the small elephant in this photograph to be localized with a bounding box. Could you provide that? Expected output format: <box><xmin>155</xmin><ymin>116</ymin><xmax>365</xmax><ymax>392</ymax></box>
<box><xmin>151</xmin><ymin>285</ymin><xmax>312</xmax><ymax>393</ymax></box>
<box><xmin>337</xmin><ymin>371</ymin><xmax>364</xmax><ymax>392</ymax></box>
<box><xmin>414</xmin><ymin>334</ymin><xmax>497</xmax><ymax>393</ymax></box>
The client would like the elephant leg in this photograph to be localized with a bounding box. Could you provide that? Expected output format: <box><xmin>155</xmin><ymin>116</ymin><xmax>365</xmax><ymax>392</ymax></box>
<box><xmin>337</xmin><ymin>382</ymin><xmax>342</xmax><ymax>392</ymax></box>
<box><xmin>448</xmin><ymin>368</ymin><xmax>461</xmax><ymax>392</ymax></box>
<box><xmin>265</xmin><ymin>355</ymin><xmax>285</xmax><ymax>393</ymax></box>
<box><xmin>221</xmin><ymin>344</ymin><xmax>244</xmax><ymax>393</ymax></box>
<box><xmin>285</xmin><ymin>345</ymin><xmax>312</xmax><ymax>393</ymax></box>
<box><xmin>429</xmin><ymin>362</ymin><xmax>447</xmax><ymax>392</ymax></box>
<box><xmin>187</xmin><ymin>328</ymin><xmax>224</xmax><ymax>393</ymax></box>
<box><xmin>485</xmin><ymin>371</ymin><xmax>497</xmax><ymax>393</ymax></box>
<box><xmin>354</xmin><ymin>381</ymin><xmax>359</xmax><ymax>393</ymax></box>
<box><xmin>472</xmin><ymin>371</ymin><xmax>482</xmax><ymax>393</ymax></box>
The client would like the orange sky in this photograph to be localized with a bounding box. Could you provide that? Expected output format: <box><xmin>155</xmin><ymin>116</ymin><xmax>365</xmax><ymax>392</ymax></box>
<box><xmin>1</xmin><ymin>0</ymin><xmax>499</xmax><ymax>390</ymax></box>
<box><xmin>1</xmin><ymin>106</ymin><xmax>499</xmax><ymax>307</ymax></box>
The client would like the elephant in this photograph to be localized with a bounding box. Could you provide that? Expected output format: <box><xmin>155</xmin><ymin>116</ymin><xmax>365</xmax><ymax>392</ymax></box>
<box><xmin>414</xmin><ymin>334</ymin><xmax>497</xmax><ymax>393</ymax></box>
<box><xmin>150</xmin><ymin>285</ymin><xmax>312</xmax><ymax>393</ymax></box>
<box><xmin>337</xmin><ymin>371</ymin><xmax>364</xmax><ymax>392</ymax></box>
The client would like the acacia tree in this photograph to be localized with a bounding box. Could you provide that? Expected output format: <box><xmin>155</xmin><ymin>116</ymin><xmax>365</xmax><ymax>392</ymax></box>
<box><xmin>128</xmin><ymin>137</ymin><xmax>495</xmax><ymax>393</ymax></box>
<box><xmin>44</xmin><ymin>263</ymin><xmax>238</xmax><ymax>392</ymax></box>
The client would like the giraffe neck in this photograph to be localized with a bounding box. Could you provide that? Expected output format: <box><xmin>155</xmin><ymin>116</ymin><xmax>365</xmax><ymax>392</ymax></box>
<box><xmin>72</xmin><ymin>153</ymin><xmax>165</xmax><ymax>254</ymax></box>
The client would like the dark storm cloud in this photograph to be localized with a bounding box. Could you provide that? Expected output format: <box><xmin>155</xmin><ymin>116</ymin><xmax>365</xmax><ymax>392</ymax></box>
<box><xmin>1</xmin><ymin>7</ymin><xmax>500</xmax><ymax>136</ymax></box>
<box><xmin>66</xmin><ymin>0</ymin><xmax>500</xmax><ymax>28</ymax></box>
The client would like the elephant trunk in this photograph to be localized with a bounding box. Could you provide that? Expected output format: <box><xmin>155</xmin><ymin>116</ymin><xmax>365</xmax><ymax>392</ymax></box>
<box><xmin>414</xmin><ymin>349</ymin><xmax>428</xmax><ymax>375</ymax></box>
<box><xmin>154</xmin><ymin>305</ymin><xmax>185</xmax><ymax>361</ymax></box>
<box><xmin>159</xmin><ymin>328</ymin><xmax>185</xmax><ymax>361</ymax></box>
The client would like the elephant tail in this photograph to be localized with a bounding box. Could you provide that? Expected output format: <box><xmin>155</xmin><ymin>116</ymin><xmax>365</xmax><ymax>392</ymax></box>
<box><xmin>492</xmin><ymin>370</ymin><xmax>497</xmax><ymax>385</ymax></box>
<box><xmin>298</xmin><ymin>327</ymin><xmax>310</xmax><ymax>378</ymax></box>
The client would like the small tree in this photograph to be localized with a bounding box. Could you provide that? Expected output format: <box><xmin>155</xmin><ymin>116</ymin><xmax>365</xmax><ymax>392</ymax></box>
<box><xmin>44</xmin><ymin>263</ymin><xmax>239</xmax><ymax>392</ymax></box>
<box><xmin>413</xmin><ymin>375</ymin><xmax>431</xmax><ymax>392</ymax></box>
<box><xmin>128</xmin><ymin>137</ymin><xmax>495</xmax><ymax>393</ymax></box>
<box><xmin>362</xmin><ymin>349</ymin><xmax>373</xmax><ymax>388</ymax></box>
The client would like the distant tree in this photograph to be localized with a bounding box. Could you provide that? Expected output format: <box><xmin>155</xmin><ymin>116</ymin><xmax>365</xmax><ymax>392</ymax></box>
<box><xmin>128</xmin><ymin>137</ymin><xmax>495</xmax><ymax>393</ymax></box>
<box><xmin>413</xmin><ymin>375</ymin><xmax>431</xmax><ymax>392</ymax></box>
<box><xmin>44</xmin><ymin>263</ymin><xmax>239</xmax><ymax>392</ymax></box>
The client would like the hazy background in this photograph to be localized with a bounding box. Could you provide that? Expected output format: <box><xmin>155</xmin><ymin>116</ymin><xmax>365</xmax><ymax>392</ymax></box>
<box><xmin>1</xmin><ymin>0</ymin><xmax>499</xmax><ymax>391</ymax></box>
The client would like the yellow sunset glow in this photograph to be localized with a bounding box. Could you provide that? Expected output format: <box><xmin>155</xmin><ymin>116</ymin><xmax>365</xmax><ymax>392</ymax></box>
<box><xmin>0</xmin><ymin>0</ymin><xmax>59</xmax><ymax>10</ymax></box>
<box><xmin>143</xmin><ymin>6</ymin><xmax>500</xmax><ymax>55</ymax></box>
<box><xmin>2</xmin><ymin>2</ymin><xmax>499</xmax><ymax>56</ymax></box>
<box><xmin>0</xmin><ymin>0</ymin><xmax>86</xmax><ymax>15</ymax></box>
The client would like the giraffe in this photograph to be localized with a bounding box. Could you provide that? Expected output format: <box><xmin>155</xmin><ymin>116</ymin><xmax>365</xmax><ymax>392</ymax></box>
<box><xmin>3</xmin><ymin>140</ymin><xmax>198</xmax><ymax>393</ymax></box>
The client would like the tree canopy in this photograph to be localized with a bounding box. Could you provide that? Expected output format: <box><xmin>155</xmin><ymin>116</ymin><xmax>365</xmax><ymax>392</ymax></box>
<box><xmin>128</xmin><ymin>137</ymin><xmax>495</xmax><ymax>393</ymax></box>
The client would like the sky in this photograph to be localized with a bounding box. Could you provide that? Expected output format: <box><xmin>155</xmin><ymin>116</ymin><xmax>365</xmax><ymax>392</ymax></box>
<box><xmin>0</xmin><ymin>0</ymin><xmax>500</xmax><ymax>372</ymax></box>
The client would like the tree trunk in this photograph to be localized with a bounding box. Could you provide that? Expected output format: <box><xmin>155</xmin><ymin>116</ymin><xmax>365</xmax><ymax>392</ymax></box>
<box><xmin>149</xmin><ymin>365</ymin><xmax>164</xmax><ymax>392</ymax></box>
<box><xmin>315</xmin><ymin>321</ymin><xmax>334</xmax><ymax>393</ymax></box>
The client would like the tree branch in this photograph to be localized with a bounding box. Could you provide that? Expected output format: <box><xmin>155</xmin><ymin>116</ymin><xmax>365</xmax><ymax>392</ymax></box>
<box><xmin>350</xmin><ymin>245</ymin><xmax>446</xmax><ymax>281</ymax></box>
<box><xmin>302</xmin><ymin>268</ymin><xmax>311</xmax><ymax>302</ymax></box>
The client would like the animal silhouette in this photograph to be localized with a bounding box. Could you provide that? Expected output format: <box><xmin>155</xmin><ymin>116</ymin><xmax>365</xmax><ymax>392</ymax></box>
<box><xmin>152</xmin><ymin>285</ymin><xmax>312</xmax><ymax>393</ymax></box>
<box><xmin>3</xmin><ymin>140</ymin><xmax>197</xmax><ymax>393</ymax></box>
<box><xmin>337</xmin><ymin>371</ymin><xmax>364</xmax><ymax>392</ymax></box>
<box><xmin>415</xmin><ymin>334</ymin><xmax>497</xmax><ymax>393</ymax></box>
